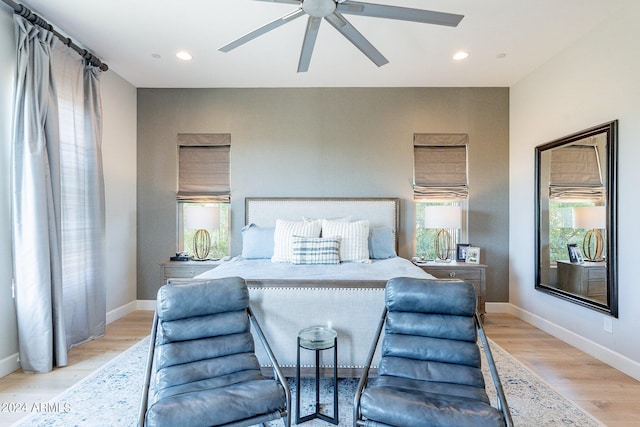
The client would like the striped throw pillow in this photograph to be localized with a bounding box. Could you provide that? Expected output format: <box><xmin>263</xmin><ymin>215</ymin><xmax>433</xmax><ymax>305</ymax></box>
<box><xmin>322</xmin><ymin>219</ymin><xmax>370</xmax><ymax>262</ymax></box>
<box><xmin>271</xmin><ymin>219</ymin><xmax>322</xmax><ymax>263</ymax></box>
<box><xmin>291</xmin><ymin>236</ymin><xmax>341</xmax><ymax>265</ymax></box>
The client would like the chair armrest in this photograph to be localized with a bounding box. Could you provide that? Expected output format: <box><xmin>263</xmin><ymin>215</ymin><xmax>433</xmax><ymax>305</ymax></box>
<box><xmin>138</xmin><ymin>312</ymin><xmax>158</xmax><ymax>427</ymax></box>
<box><xmin>353</xmin><ymin>307</ymin><xmax>387</xmax><ymax>427</ymax></box>
<box><xmin>248</xmin><ymin>306</ymin><xmax>292</xmax><ymax>427</ymax></box>
<box><xmin>476</xmin><ymin>313</ymin><xmax>513</xmax><ymax>427</ymax></box>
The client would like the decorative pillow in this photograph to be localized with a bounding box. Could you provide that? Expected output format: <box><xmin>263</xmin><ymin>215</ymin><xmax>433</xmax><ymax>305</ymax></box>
<box><xmin>241</xmin><ymin>224</ymin><xmax>275</xmax><ymax>259</ymax></box>
<box><xmin>369</xmin><ymin>227</ymin><xmax>397</xmax><ymax>259</ymax></box>
<box><xmin>291</xmin><ymin>236</ymin><xmax>341</xmax><ymax>265</ymax></box>
<box><xmin>322</xmin><ymin>219</ymin><xmax>370</xmax><ymax>262</ymax></box>
<box><xmin>302</xmin><ymin>215</ymin><xmax>352</xmax><ymax>223</ymax></box>
<box><xmin>271</xmin><ymin>219</ymin><xmax>322</xmax><ymax>263</ymax></box>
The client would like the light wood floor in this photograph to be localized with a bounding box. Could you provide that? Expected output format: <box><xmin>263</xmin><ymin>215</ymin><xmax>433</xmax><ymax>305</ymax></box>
<box><xmin>484</xmin><ymin>314</ymin><xmax>640</xmax><ymax>426</ymax></box>
<box><xmin>0</xmin><ymin>311</ymin><xmax>154</xmax><ymax>427</ymax></box>
<box><xmin>1</xmin><ymin>311</ymin><xmax>639</xmax><ymax>426</ymax></box>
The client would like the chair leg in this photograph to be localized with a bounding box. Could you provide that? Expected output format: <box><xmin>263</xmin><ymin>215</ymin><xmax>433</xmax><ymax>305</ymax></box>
<box><xmin>476</xmin><ymin>313</ymin><xmax>513</xmax><ymax>427</ymax></box>
<box><xmin>137</xmin><ymin>312</ymin><xmax>158</xmax><ymax>427</ymax></box>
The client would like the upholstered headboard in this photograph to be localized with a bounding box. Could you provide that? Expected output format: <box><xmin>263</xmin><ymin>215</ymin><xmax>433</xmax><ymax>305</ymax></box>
<box><xmin>245</xmin><ymin>197</ymin><xmax>400</xmax><ymax>248</ymax></box>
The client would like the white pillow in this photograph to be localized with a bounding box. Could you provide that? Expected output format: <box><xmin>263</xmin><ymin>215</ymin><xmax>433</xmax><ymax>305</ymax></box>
<box><xmin>322</xmin><ymin>219</ymin><xmax>370</xmax><ymax>262</ymax></box>
<box><xmin>271</xmin><ymin>219</ymin><xmax>322</xmax><ymax>263</ymax></box>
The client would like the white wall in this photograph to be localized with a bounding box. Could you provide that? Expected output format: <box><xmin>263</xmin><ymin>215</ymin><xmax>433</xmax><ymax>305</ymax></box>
<box><xmin>0</xmin><ymin>6</ymin><xmax>138</xmax><ymax>376</ymax></box>
<box><xmin>0</xmin><ymin>6</ymin><xmax>19</xmax><ymax>378</ymax></box>
<box><xmin>510</xmin><ymin>1</ymin><xmax>640</xmax><ymax>379</ymax></box>
<box><xmin>101</xmin><ymin>70</ymin><xmax>138</xmax><ymax>320</ymax></box>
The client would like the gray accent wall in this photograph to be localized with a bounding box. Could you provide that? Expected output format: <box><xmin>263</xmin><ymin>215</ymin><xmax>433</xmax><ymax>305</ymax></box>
<box><xmin>137</xmin><ymin>88</ymin><xmax>509</xmax><ymax>301</ymax></box>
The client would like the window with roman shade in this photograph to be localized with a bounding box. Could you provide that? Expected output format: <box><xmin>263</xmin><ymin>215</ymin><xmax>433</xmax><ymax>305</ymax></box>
<box><xmin>549</xmin><ymin>144</ymin><xmax>604</xmax><ymax>201</ymax></box>
<box><xmin>177</xmin><ymin>133</ymin><xmax>231</xmax><ymax>203</ymax></box>
<box><xmin>413</xmin><ymin>133</ymin><xmax>469</xmax><ymax>200</ymax></box>
<box><xmin>176</xmin><ymin>133</ymin><xmax>231</xmax><ymax>258</ymax></box>
<box><xmin>413</xmin><ymin>133</ymin><xmax>469</xmax><ymax>259</ymax></box>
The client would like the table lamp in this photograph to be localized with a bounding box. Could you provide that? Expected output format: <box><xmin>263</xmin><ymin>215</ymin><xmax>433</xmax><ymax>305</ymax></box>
<box><xmin>572</xmin><ymin>206</ymin><xmax>605</xmax><ymax>262</ymax></box>
<box><xmin>184</xmin><ymin>206</ymin><xmax>220</xmax><ymax>260</ymax></box>
<box><xmin>424</xmin><ymin>205</ymin><xmax>462</xmax><ymax>262</ymax></box>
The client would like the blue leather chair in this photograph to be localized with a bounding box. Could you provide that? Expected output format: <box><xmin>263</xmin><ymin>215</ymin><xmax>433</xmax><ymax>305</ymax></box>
<box><xmin>354</xmin><ymin>277</ymin><xmax>512</xmax><ymax>427</ymax></box>
<box><xmin>138</xmin><ymin>277</ymin><xmax>291</xmax><ymax>427</ymax></box>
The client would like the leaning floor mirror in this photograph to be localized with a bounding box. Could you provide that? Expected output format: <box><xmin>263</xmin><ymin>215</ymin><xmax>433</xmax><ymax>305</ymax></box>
<box><xmin>535</xmin><ymin>120</ymin><xmax>618</xmax><ymax>317</ymax></box>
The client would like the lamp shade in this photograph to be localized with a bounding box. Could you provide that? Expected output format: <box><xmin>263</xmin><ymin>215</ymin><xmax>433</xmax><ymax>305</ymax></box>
<box><xmin>424</xmin><ymin>205</ymin><xmax>462</xmax><ymax>229</ymax></box>
<box><xmin>184</xmin><ymin>206</ymin><xmax>220</xmax><ymax>230</ymax></box>
<box><xmin>572</xmin><ymin>206</ymin><xmax>605</xmax><ymax>229</ymax></box>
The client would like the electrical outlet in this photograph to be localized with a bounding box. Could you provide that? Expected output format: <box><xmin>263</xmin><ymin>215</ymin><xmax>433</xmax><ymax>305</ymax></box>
<box><xmin>603</xmin><ymin>317</ymin><xmax>613</xmax><ymax>333</ymax></box>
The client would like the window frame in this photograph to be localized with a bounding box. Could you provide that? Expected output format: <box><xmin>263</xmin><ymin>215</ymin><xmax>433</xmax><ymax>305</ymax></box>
<box><xmin>175</xmin><ymin>133</ymin><xmax>231</xmax><ymax>257</ymax></box>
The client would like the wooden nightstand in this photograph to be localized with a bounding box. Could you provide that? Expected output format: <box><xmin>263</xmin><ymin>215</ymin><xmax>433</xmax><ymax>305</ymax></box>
<box><xmin>160</xmin><ymin>259</ymin><xmax>224</xmax><ymax>283</ymax></box>
<box><xmin>413</xmin><ymin>260</ymin><xmax>487</xmax><ymax>318</ymax></box>
<box><xmin>556</xmin><ymin>260</ymin><xmax>606</xmax><ymax>302</ymax></box>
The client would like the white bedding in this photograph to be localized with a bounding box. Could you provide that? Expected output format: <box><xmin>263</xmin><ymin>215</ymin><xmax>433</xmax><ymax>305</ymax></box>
<box><xmin>191</xmin><ymin>256</ymin><xmax>434</xmax><ymax>372</ymax></box>
<box><xmin>196</xmin><ymin>256</ymin><xmax>434</xmax><ymax>284</ymax></box>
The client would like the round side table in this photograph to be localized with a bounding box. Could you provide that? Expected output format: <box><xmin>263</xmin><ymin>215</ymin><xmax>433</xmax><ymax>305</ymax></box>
<box><xmin>296</xmin><ymin>326</ymin><xmax>338</xmax><ymax>425</ymax></box>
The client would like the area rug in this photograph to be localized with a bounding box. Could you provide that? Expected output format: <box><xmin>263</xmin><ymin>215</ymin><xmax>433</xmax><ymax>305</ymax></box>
<box><xmin>12</xmin><ymin>337</ymin><xmax>604</xmax><ymax>427</ymax></box>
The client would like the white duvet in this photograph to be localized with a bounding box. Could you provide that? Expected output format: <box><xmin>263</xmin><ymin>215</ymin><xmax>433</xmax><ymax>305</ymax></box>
<box><xmin>195</xmin><ymin>256</ymin><xmax>434</xmax><ymax>282</ymax></box>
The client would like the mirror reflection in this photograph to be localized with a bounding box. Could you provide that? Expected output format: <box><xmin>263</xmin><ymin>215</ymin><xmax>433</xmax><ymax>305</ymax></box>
<box><xmin>535</xmin><ymin>121</ymin><xmax>617</xmax><ymax>317</ymax></box>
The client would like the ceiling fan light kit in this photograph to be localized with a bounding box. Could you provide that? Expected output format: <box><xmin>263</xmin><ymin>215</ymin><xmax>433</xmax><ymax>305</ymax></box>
<box><xmin>303</xmin><ymin>0</ymin><xmax>336</xmax><ymax>17</ymax></box>
<box><xmin>219</xmin><ymin>0</ymin><xmax>464</xmax><ymax>72</ymax></box>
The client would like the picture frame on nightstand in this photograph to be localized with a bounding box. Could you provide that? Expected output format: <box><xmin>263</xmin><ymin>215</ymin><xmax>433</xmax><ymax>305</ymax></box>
<box><xmin>567</xmin><ymin>243</ymin><xmax>584</xmax><ymax>264</ymax></box>
<box><xmin>456</xmin><ymin>243</ymin><xmax>471</xmax><ymax>261</ymax></box>
<box><xmin>465</xmin><ymin>247</ymin><xmax>481</xmax><ymax>264</ymax></box>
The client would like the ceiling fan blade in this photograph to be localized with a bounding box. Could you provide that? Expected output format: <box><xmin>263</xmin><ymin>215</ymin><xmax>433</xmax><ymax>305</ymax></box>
<box><xmin>337</xmin><ymin>1</ymin><xmax>463</xmax><ymax>27</ymax></box>
<box><xmin>253</xmin><ymin>0</ymin><xmax>301</xmax><ymax>4</ymax></box>
<box><xmin>219</xmin><ymin>9</ymin><xmax>305</xmax><ymax>52</ymax></box>
<box><xmin>298</xmin><ymin>16</ymin><xmax>322</xmax><ymax>72</ymax></box>
<box><xmin>325</xmin><ymin>12</ymin><xmax>388</xmax><ymax>67</ymax></box>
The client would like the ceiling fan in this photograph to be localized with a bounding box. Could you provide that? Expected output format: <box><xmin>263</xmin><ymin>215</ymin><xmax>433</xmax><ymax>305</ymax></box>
<box><xmin>219</xmin><ymin>0</ymin><xmax>464</xmax><ymax>72</ymax></box>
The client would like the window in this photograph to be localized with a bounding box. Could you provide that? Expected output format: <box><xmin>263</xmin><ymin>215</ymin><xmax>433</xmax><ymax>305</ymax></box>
<box><xmin>548</xmin><ymin>201</ymin><xmax>598</xmax><ymax>263</ymax></box>
<box><xmin>176</xmin><ymin>133</ymin><xmax>231</xmax><ymax>257</ymax></box>
<box><xmin>413</xmin><ymin>133</ymin><xmax>469</xmax><ymax>259</ymax></box>
<box><xmin>546</xmin><ymin>143</ymin><xmax>605</xmax><ymax>263</ymax></box>
<box><xmin>415</xmin><ymin>200</ymin><xmax>466</xmax><ymax>260</ymax></box>
<box><xmin>180</xmin><ymin>202</ymin><xmax>230</xmax><ymax>259</ymax></box>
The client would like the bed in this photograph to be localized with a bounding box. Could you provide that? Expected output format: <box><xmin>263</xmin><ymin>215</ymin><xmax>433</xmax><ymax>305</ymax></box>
<box><xmin>193</xmin><ymin>197</ymin><xmax>435</xmax><ymax>375</ymax></box>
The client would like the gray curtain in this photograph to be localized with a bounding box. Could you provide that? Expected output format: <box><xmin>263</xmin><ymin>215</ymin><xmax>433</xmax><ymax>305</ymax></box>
<box><xmin>51</xmin><ymin>39</ymin><xmax>106</xmax><ymax>347</ymax></box>
<box><xmin>11</xmin><ymin>14</ymin><xmax>105</xmax><ymax>373</ymax></box>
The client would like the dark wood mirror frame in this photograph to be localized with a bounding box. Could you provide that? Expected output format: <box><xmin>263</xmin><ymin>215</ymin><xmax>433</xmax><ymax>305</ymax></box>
<box><xmin>535</xmin><ymin>120</ymin><xmax>618</xmax><ymax>317</ymax></box>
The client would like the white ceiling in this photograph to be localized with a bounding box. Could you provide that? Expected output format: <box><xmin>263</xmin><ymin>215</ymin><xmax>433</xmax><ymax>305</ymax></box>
<box><xmin>17</xmin><ymin>0</ymin><xmax>631</xmax><ymax>88</ymax></box>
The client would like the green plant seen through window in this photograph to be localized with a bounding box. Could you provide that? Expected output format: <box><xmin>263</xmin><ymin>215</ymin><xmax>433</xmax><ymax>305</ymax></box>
<box><xmin>548</xmin><ymin>200</ymin><xmax>597</xmax><ymax>263</ymax></box>
<box><xmin>416</xmin><ymin>201</ymin><xmax>461</xmax><ymax>260</ymax></box>
<box><xmin>182</xmin><ymin>203</ymin><xmax>230</xmax><ymax>259</ymax></box>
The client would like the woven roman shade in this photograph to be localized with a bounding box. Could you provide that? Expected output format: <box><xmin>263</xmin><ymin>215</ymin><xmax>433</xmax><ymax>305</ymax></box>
<box><xmin>177</xmin><ymin>133</ymin><xmax>231</xmax><ymax>203</ymax></box>
<box><xmin>413</xmin><ymin>133</ymin><xmax>469</xmax><ymax>200</ymax></box>
<box><xmin>549</xmin><ymin>145</ymin><xmax>604</xmax><ymax>200</ymax></box>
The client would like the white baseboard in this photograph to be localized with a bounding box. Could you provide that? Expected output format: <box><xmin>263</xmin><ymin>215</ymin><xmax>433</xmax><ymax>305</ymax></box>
<box><xmin>136</xmin><ymin>300</ymin><xmax>156</xmax><ymax>311</ymax></box>
<box><xmin>485</xmin><ymin>302</ymin><xmax>511</xmax><ymax>313</ymax></box>
<box><xmin>106</xmin><ymin>300</ymin><xmax>138</xmax><ymax>324</ymax></box>
<box><xmin>508</xmin><ymin>304</ymin><xmax>640</xmax><ymax>382</ymax></box>
<box><xmin>0</xmin><ymin>352</ymin><xmax>20</xmax><ymax>378</ymax></box>
<box><xmin>106</xmin><ymin>300</ymin><xmax>155</xmax><ymax>325</ymax></box>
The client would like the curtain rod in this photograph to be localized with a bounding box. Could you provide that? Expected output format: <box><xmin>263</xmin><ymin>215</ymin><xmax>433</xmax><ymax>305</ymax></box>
<box><xmin>1</xmin><ymin>0</ymin><xmax>108</xmax><ymax>71</ymax></box>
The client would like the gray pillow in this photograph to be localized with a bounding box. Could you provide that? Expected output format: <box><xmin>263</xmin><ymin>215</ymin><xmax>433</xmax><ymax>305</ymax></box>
<box><xmin>369</xmin><ymin>227</ymin><xmax>397</xmax><ymax>259</ymax></box>
<box><xmin>241</xmin><ymin>224</ymin><xmax>275</xmax><ymax>259</ymax></box>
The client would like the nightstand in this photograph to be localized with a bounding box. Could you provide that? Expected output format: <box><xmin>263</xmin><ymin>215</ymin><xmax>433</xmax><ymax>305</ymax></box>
<box><xmin>413</xmin><ymin>260</ymin><xmax>487</xmax><ymax>318</ymax></box>
<box><xmin>556</xmin><ymin>260</ymin><xmax>606</xmax><ymax>302</ymax></box>
<box><xmin>160</xmin><ymin>259</ymin><xmax>224</xmax><ymax>283</ymax></box>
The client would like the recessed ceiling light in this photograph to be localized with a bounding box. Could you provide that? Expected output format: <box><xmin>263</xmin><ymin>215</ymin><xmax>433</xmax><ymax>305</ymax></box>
<box><xmin>151</xmin><ymin>53</ymin><xmax>161</xmax><ymax>59</ymax></box>
<box><xmin>453</xmin><ymin>51</ymin><xmax>469</xmax><ymax>61</ymax></box>
<box><xmin>496</xmin><ymin>53</ymin><xmax>507</xmax><ymax>59</ymax></box>
<box><xmin>176</xmin><ymin>51</ymin><xmax>192</xmax><ymax>61</ymax></box>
